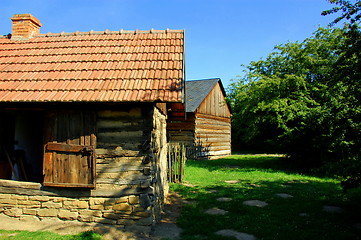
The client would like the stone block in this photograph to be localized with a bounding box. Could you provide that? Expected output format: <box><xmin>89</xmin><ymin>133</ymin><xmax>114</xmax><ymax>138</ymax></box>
<box><xmin>42</xmin><ymin>201</ymin><xmax>62</xmax><ymax>208</ymax></box>
<box><xmin>63</xmin><ymin>200</ymin><xmax>89</xmax><ymax>209</ymax></box>
<box><xmin>49</xmin><ymin>197</ymin><xmax>65</xmax><ymax>203</ymax></box>
<box><xmin>117</xmin><ymin>219</ymin><xmax>135</xmax><ymax>226</ymax></box>
<box><xmin>128</xmin><ymin>196</ymin><xmax>139</xmax><ymax>205</ymax></box>
<box><xmin>103</xmin><ymin>212</ymin><xmax>121</xmax><ymax>220</ymax></box>
<box><xmin>104</xmin><ymin>205</ymin><xmax>113</xmax><ymax>210</ymax></box>
<box><xmin>29</xmin><ymin>196</ymin><xmax>50</xmax><ymax>202</ymax></box>
<box><xmin>23</xmin><ymin>209</ymin><xmax>38</xmax><ymax>215</ymax></box>
<box><xmin>113</xmin><ymin>203</ymin><xmax>132</xmax><ymax>211</ymax></box>
<box><xmin>114</xmin><ymin>197</ymin><xmax>128</xmax><ymax>204</ymax></box>
<box><xmin>21</xmin><ymin>204</ymin><xmax>41</xmax><ymax>209</ymax></box>
<box><xmin>90</xmin><ymin>205</ymin><xmax>104</xmax><ymax>210</ymax></box>
<box><xmin>89</xmin><ymin>197</ymin><xmax>108</xmax><ymax>206</ymax></box>
<box><xmin>10</xmin><ymin>195</ymin><xmax>28</xmax><ymax>200</ymax></box>
<box><xmin>133</xmin><ymin>210</ymin><xmax>151</xmax><ymax>217</ymax></box>
<box><xmin>4</xmin><ymin>208</ymin><xmax>22</xmax><ymax>217</ymax></box>
<box><xmin>79</xmin><ymin>209</ymin><xmax>102</xmax><ymax>218</ymax></box>
<box><xmin>115</xmin><ymin>212</ymin><xmax>141</xmax><ymax>220</ymax></box>
<box><xmin>58</xmin><ymin>209</ymin><xmax>78</xmax><ymax>220</ymax></box>
<box><xmin>77</xmin><ymin>215</ymin><xmax>94</xmax><ymax>222</ymax></box>
<box><xmin>17</xmin><ymin>200</ymin><xmax>41</xmax><ymax>206</ymax></box>
<box><xmin>132</xmin><ymin>205</ymin><xmax>145</xmax><ymax>212</ymax></box>
<box><xmin>0</xmin><ymin>194</ymin><xmax>11</xmax><ymax>199</ymax></box>
<box><xmin>37</xmin><ymin>208</ymin><xmax>59</xmax><ymax>217</ymax></box>
<box><xmin>0</xmin><ymin>199</ymin><xmax>17</xmax><ymax>205</ymax></box>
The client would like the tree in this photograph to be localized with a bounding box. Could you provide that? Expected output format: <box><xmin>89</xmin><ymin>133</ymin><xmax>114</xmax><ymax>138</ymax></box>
<box><xmin>322</xmin><ymin>0</ymin><xmax>361</xmax><ymax>25</ymax></box>
<box><xmin>228</xmin><ymin>25</ymin><xmax>360</xmax><ymax>174</ymax></box>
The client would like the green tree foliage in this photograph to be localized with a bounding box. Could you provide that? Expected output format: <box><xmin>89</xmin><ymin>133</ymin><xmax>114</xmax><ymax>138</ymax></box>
<box><xmin>228</xmin><ymin>24</ymin><xmax>361</xmax><ymax>185</ymax></box>
<box><xmin>322</xmin><ymin>0</ymin><xmax>361</xmax><ymax>25</ymax></box>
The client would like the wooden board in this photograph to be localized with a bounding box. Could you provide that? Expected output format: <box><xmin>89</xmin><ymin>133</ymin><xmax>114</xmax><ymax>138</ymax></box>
<box><xmin>43</xmin><ymin>110</ymin><xmax>96</xmax><ymax>188</ymax></box>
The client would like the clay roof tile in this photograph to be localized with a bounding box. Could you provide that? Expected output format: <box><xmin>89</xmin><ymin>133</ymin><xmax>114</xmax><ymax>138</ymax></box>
<box><xmin>0</xmin><ymin>29</ymin><xmax>184</xmax><ymax>103</ymax></box>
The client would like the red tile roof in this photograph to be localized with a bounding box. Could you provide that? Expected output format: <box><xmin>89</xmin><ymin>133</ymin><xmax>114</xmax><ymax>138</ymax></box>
<box><xmin>0</xmin><ymin>29</ymin><xmax>185</xmax><ymax>102</ymax></box>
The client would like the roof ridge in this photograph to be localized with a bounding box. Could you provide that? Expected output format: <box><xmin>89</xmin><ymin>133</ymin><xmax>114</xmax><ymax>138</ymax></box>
<box><xmin>38</xmin><ymin>29</ymin><xmax>184</xmax><ymax>38</ymax></box>
<box><xmin>187</xmin><ymin>78</ymin><xmax>220</xmax><ymax>82</ymax></box>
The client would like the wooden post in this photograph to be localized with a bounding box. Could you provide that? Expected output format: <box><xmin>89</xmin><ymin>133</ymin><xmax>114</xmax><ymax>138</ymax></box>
<box><xmin>167</xmin><ymin>143</ymin><xmax>186</xmax><ymax>183</ymax></box>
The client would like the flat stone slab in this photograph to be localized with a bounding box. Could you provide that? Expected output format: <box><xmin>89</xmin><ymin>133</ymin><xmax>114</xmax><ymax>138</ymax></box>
<box><xmin>299</xmin><ymin>213</ymin><xmax>310</xmax><ymax>217</ymax></box>
<box><xmin>215</xmin><ymin>229</ymin><xmax>257</xmax><ymax>240</ymax></box>
<box><xmin>152</xmin><ymin>222</ymin><xmax>182</xmax><ymax>240</ymax></box>
<box><xmin>207</xmin><ymin>189</ymin><xmax>219</xmax><ymax>193</ymax></box>
<box><xmin>205</xmin><ymin>207</ymin><xmax>229</xmax><ymax>215</ymax></box>
<box><xmin>216</xmin><ymin>197</ymin><xmax>232</xmax><ymax>202</ymax></box>
<box><xmin>275</xmin><ymin>193</ymin><xmax>293</xmax><ymax>199</ymax></box>
<box><xmin>322</xmin><ymin>205</ymin><xmax>344</xmax><ymax>213</ymax></box>
<box><xmin>243</xmin><ymin>200</ymin><xmax>268</xmax><ymax>208</ymax></box>
<box><xmin>225</xmin><ymin>180</ymin><xmax>240</xmax><ymax>184</ymax></box>
<box><xmin>248</xmin><ymin>183</ymin><xmax>261</xmax><ymax>188</ymax></box>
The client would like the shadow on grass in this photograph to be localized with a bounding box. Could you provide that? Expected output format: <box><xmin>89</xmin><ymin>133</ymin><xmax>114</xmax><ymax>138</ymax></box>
<box><xmin>172</xmin><ymin>180</ymin><xmax>361</xmax><ymax>240</ymax></box>
<box><xmin>187</xmin><ymin>155</ymin><xmax>324</xmax><ymax>178</ymax></box>
<box><xmin>171</xmin><ymin>155</ymin><xmax>361</xmax><ymax>240</ymax></box>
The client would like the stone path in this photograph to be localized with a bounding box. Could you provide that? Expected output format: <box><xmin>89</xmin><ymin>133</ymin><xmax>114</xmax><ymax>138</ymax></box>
<box><xmin>205</xmin><ymin>207</ymin><xmax>229</xmax><ymax>215</ymax></box>
<box><xmin>243</xmin><ymin>200</ymin><xmax>268</xmax><ymax>208</ymax></box>
<box><xmin>216</xmin><ymin>197</ymin><xmax>232</xmax><ymax>202</ymax></box>
<box><xmin>322</xmin><ymin>205</ymin><xmax>344</xmax><ymax>214</ymax></box>
<box><xmin>215</xmin><ymin>229</ymin><xmax>257</xmax><ymax>240</ymax></box>
<box><xmin>275</xmin><ymin>193</ymin><xmax>293</xmax><ymax>199</ymax></box>
<box><xmin>225</xmin><ymin>180</ymin><xmax>240</xmax><ymax>184</ymax></box>
<box><xmin>206</xmin><ymin>180</ymin><xmax>360</xmax><ymax>239</ymax></box>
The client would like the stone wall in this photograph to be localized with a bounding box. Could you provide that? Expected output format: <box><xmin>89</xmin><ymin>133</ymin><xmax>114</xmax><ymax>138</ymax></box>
<box><xmin>0</xmin><ymin>191</ymin><xmax>151</xmax><ymax>232</ymax></box>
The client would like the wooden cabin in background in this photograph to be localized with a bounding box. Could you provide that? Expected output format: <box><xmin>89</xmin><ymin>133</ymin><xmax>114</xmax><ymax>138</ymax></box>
<box><xmin>167</xmin><ymin>78</ymin><xmax>231</xmax><ymax>159</ymax></box>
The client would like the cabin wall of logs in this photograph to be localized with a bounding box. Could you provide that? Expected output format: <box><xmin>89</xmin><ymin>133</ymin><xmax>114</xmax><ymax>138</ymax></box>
<box><xmin>167</xmin><ymin>81</ymin><xmax>232</xmax><ymax>160</ymax></box>
<box><xmin>0</xmin><ymin>103</ymin><xmax>168</xmax><ymax>233</ymax></box>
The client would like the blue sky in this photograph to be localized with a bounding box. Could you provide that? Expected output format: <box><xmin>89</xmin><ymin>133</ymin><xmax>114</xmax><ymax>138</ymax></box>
<box><xmin>1</xmin><ymin>0</ymin><xmax>337</xmax><ymax>88</ymax></box>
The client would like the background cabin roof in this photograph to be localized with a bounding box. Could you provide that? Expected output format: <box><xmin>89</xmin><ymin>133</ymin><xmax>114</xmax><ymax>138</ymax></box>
<box><xmin>185</xmin><ymin>78</ymin><xmax>225</xmax><ymax>112</ymax></box>
<box><xmin>0</xmin><ymin>29</ymin><xmax>185</xmax><ymax>103</ymax></box>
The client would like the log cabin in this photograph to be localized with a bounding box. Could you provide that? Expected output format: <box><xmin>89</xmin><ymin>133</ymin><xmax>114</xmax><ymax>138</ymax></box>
<box><xmin>0</xmin><ymin>14</ymin><xmax>184</xmax><ymax>232</ymax></box>
<box><xmin>167</xmin><ymin>78</ymin><xmax>231</xmax><ymax>159</ymax></box>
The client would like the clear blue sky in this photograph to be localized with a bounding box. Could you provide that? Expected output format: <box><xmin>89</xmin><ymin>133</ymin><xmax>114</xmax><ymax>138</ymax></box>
<box><xmin>1</xmin><ymin>0</ymin><xmax>337</xmax><ymax>88</ymax></box>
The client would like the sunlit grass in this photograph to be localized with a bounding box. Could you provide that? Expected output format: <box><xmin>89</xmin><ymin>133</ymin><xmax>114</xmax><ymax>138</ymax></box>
<box><xmin>171</xmin><ymin>155</ymin><xmax>361</xmax><ymax>240</ymax></box>
<box><xmin>0</xmin><ymin>230</ymin><xmax>102</xmax><ymax>240</ymax></box>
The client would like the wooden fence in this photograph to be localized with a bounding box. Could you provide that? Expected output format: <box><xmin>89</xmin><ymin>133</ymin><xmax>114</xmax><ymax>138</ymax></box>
<box><xmin>167</xmin><ymin>143</ymin><xmax>186</xmax><ymax>183</ymax></box>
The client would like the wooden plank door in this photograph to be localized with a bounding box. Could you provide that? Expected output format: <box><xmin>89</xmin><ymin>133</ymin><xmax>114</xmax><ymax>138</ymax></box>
<box><xmin>43</xmin><ymin>110</ymin><xmax>96</xmax><ymax>188</ymax></box>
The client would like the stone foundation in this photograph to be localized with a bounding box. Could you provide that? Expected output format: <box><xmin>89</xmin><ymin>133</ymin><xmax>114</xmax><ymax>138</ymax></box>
<box><xmin>0</xmin><ymin>191</ymin><xmax>153</xmax><ymax>233</ymax></box>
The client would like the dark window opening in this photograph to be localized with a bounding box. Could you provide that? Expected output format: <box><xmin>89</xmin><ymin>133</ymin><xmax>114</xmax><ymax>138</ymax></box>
<box><xmin>0</xmin><ymin>110</ymin><xmax>44</xmax><ymax>183</ymax></box>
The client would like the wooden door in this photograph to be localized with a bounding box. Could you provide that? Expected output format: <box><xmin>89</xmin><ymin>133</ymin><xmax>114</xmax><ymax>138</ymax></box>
<box><xmin>43</xmin><ymin>110</ymin><xmax>96</xmax><ymax>188</ymax></box>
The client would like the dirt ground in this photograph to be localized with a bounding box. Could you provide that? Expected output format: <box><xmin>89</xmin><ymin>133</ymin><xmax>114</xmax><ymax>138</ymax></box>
<box><xmin>0</xmin><ymin>192</ymin><xmax>184</xmax><ymax>240</ymax></box>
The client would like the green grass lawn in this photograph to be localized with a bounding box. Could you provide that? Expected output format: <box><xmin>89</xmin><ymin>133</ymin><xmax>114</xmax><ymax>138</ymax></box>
<box><xmin>0</xmin><ymin>230</ymin><xmax>101</xmax><ymax>240</ymax></box>
<box><xmin>171</xmin><ymin>155</ymin><xmax>361</xmax><ymax>240</ymax></box>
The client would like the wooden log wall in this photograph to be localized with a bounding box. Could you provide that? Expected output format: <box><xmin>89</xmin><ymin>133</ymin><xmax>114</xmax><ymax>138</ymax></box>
<box><xmin>167</xmin><ymin>115</ymin><xmax>195</xmax><ymax>145</ymax></box>
<box><xmin>95</xmin><ymin>106</ymin><xmax>153</xmax><ymax>192</ymax></box>
<box><xmin>194</xmin><ymin>113</ymin><xmax>231</xmax><ymax>159</ymax></box>
<box><xmin>95</xmin><ymin>104</ymin><xmax>168</xmax><ymax>222</ymax></box>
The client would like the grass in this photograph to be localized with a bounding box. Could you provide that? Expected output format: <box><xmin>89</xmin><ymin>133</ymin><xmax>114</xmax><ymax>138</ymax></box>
<box><xmin>171</xmin><ymin>155</ymin><xmax>361</xmax><ymax>240</ymax></box>
<box><xmin>0</xmin><ymin>230</ymin><xmax>102</xmax><ymax>240</ymax></box>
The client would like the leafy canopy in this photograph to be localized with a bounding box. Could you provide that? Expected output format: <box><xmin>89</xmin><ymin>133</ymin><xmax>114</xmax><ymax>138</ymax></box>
<box><xmin>228</xmin><ymin>24</ymin><xmax>360</xmax><ymax>178</ymax></box>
